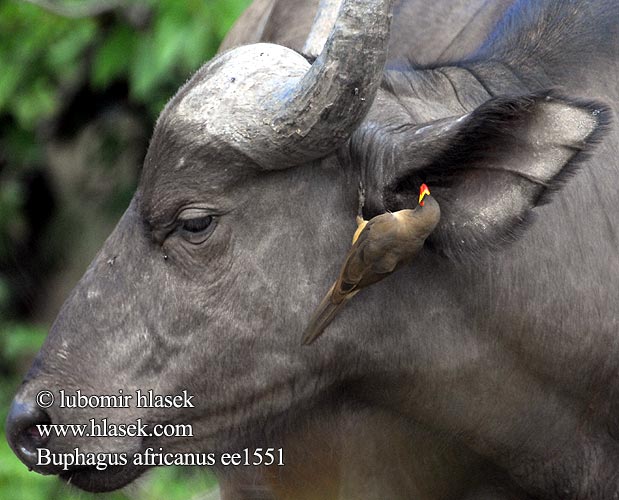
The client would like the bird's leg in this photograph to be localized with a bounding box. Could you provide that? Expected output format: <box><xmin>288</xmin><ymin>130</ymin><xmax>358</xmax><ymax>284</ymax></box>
<box><xmin>357</xmin><ymin>181</ymin><xmax>366</xmax><ymax>225</ymax></box>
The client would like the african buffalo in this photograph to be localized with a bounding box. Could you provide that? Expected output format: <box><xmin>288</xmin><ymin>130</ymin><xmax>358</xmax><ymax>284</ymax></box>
<box><xmin>6</xmin><ymin>0</ymin><xmax>619</xmax><ymax>498</ymax></box>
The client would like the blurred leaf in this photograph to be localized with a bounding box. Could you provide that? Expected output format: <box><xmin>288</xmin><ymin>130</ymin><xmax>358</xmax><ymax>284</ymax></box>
<box><xmin>0</xmin><ymin>178</ymin><xmax>27</xmax><ymax>254</ymax></box>
<box><xmin>47</xmin><ymin>20</ymin><xmax>95</xmax><ymax>75</ymax></box>
<box><xmin>153</xmin><ymin>13</ymin><xmax>187</xmax><ymax>71</ymax></box>
<box><xmin>0</xmin><ymin>125</ymin><xmax>40</xmax><ymax>165</ymax></box>
<box><xmin>0</xmin><ymin>52</ymin><xmax>24</xmax><ymax>111</ymax></box>
<box><xmin>0</xmin><ymin>179</ymin><xmax>24</xmax><ymax>211</ymax></box>
<box><xmin>0</xmin><ymin>0</ymin><xmax>95</xmax><ymax>122</ymax></box>
<box><xmin>12</xmin><ymin>77</ymin><xmax>58</xmax><ymax>129</ymax></box>
<box><xmin>129</xmin><ymin>32</ymin><xmax>158</xmax><ymax>100</ymax></box>
<box><xmin>1</xmin><ymin>323</ymin><xmax>47</xmax><ymax>360</ymax></box>
<box><xmin>0</xmin><ymin>276</ymin><xmax>9</xmax><ymax>310</ymax></box>
<box><xmin>92</xmin><ymin>25</ymin><xmax>136</xmax><ymax>88</ymax></box>
<box><xmin>210</xmin><ymin>0</ymin><xmax>249</xmax><ymax>40</ymax></box>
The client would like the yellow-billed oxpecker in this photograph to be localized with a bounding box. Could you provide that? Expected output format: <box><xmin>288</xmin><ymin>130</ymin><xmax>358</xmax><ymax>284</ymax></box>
<box><xmin>302</xmin><ymin>184</ymin><xmax>440</xmax><ymax>345</ymax></box>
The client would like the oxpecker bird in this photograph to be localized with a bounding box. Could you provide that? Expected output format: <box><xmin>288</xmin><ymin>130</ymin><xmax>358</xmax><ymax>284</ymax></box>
<box><xmin>302</xmin><ymin>184</ymin><xmax>441</xmax><ymax>345</ymax></box>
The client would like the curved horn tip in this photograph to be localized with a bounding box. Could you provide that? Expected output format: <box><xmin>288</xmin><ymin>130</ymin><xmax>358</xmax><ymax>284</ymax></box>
<box><xmin>270</xmin><ymin>0</ymin><xmax>396</xmax><ymax>165</ymax></box>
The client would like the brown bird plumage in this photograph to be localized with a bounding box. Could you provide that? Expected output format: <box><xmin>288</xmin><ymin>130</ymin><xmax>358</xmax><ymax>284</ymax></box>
<box><xmin>301</xmin><ymin>185</ymin><xmax>440</xmax><ymax>345</ymax></box>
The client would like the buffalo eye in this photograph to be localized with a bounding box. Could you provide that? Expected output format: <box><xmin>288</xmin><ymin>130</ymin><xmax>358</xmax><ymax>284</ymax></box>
<box><xmin>182</xmin><ymin>216</ymin><xmax>212</xmax><ymax>233</ymax></box>
<box><xmin>177</xmin><ymin>211</ymin><xmax>216</xmax><ymax>245</ymax></box>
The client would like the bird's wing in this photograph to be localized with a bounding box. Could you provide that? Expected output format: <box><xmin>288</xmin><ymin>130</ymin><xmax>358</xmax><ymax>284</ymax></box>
<box><xmin>327</xmin><ymin>242</ymin><xmax>366</xmax><ymax>302</ymax></box>
<box><xmin>369</xmin><ymin>247</ymin><xmax>400</xmax><ymax>274</ymax></box>
<box><xmin>332</xmin><ymin>216</ymin><xmax>400</xmax><ymax>300</ymax></box>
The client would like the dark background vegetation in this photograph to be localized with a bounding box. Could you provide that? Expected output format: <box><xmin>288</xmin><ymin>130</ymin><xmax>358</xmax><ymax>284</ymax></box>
<box><xmin>0</xmin><ymin>0</ymin><xmax>250</xmax><ymax>497</ymax></box>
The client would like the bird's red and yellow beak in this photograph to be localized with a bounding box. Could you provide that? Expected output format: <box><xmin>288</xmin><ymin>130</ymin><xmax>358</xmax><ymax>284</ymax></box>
<box><xmin>419</xmin><ymin>183</ymin><xmax>431</xmax><ymax>207</ymax></box>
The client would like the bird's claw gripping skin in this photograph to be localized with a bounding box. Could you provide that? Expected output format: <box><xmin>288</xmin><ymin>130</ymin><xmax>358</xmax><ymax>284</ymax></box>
<box><xmin>357</xmin><ymin>181</ymin><xmax>366</xmax><ymax>219</ymax></box>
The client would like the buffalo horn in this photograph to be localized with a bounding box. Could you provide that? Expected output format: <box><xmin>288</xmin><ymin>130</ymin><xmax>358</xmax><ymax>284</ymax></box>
<box><xmin>270</xmin><ymin>0</ymin><xmax>395</xmax><ymax>166</ymax></box>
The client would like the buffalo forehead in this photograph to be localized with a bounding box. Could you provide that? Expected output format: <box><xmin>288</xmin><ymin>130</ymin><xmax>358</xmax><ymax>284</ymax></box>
<box><xmin>168</xmin><ymin>43</ymin><xmax>310</xmax><ymax>156</ymax></box>
<box><xmin>143</xmin><ymin>112</ymin><xmax>248</xmax><ymax>182</ymax></box>
<box><xmin>139</xmin><ymin>43</ymin><xmax>312</xmax><ymax>214</ymax></box>
<box><xmin>138</xmin><ymin>118</ymin><xmax>248</xmax><ymax>224</ymax></box>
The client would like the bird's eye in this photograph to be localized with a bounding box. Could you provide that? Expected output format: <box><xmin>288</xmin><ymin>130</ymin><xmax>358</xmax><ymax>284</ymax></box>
<box><xmin>178</xmin><ymin>214</ymin><xmax>215</xmax><ymax>244</ymax></box>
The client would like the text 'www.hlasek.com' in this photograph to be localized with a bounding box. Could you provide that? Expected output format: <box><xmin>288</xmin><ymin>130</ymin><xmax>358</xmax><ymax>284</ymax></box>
<box><xmin>33</xmin><ymin>389</ymin><xmax>285</xmax><ymax>471</ymax></box>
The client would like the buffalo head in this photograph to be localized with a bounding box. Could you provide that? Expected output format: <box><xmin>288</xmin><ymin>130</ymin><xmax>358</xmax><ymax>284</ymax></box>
<box><xmin>7</xmin><ymin>0</ymin><xmax>612</xmax><ymax>496</ymax></box>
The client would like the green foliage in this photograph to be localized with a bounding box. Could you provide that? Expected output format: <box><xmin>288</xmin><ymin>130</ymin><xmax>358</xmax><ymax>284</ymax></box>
<box><xmin>0</xmin><ymin>178</ymin><xmax>25</xmax><ymax>258</ymax></box>
<box><xmin>0</xmin><ymin>1</ymin><xmax>96</xmax><ymax>129</ymax></box>
<box><xmin>0</xmin><ymin>0</ymin><xmax>250</xmax><ymax>127</ymax></box>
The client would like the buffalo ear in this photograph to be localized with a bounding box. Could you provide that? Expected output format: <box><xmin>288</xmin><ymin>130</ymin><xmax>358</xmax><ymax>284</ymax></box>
<box><xmin>385</xmin><ymin>92</ymin><xmax>611</xmax><ymax>260</ymax></box>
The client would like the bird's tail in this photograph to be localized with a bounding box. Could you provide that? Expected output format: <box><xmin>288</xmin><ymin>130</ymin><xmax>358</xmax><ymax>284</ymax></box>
<box><xmin>301</xmin><ymin>284</ymin><xmax>348</xmax><ymax>345</ymax></box>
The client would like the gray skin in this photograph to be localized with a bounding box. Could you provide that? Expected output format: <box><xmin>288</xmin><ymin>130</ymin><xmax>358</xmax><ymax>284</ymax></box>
<box><xmin>6</xmin><ymin>0</ymin><xmax>619</xmax><ymax>499</ymax></box>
